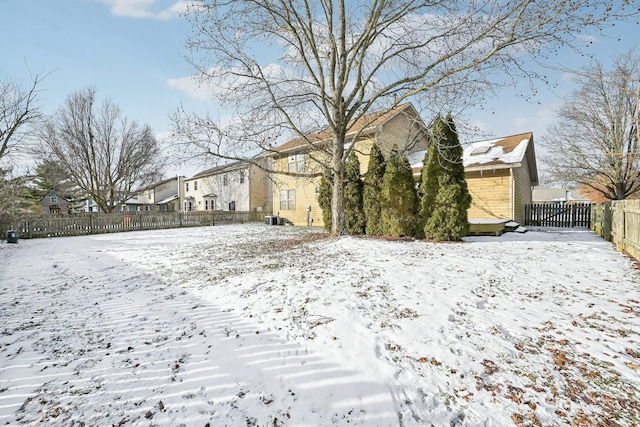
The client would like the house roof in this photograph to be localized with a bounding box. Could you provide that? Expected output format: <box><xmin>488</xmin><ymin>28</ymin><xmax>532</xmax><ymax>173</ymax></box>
<box><xmin>190</xmin><ymin>160</ymin><xmax>246</xmax><ymax>180</ymax></box>
<box><xmin>272</xmin><ymin>103</ymin><xmax>418</xmax><ymax>154</ymax></box>
<box><xmin>156</xmin><ymin>193</ymin><xmax>179</xmax><ymax>204</ymax></box>
<box><xmin>409</xmin><ymin>132</ymin><xmax>538</xmax><ymax>185</ymax></box>
<box><xmin>139</xmin><ymin>176</ymin><xmax>183</xmax><ymax>192</ymax></box>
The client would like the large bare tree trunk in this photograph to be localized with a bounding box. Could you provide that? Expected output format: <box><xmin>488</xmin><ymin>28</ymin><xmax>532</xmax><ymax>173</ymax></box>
<box><xmin>331</xmin><ymin>136</ymin><xmax>346</xmax><ymax>235</ymax></box>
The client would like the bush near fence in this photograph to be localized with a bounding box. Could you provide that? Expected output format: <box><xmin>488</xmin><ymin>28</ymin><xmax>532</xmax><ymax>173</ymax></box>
<box><xmin>0</xmin><ymin>211</ymin><xmax>270</xmax><ymax>239</ymax></box>
<box><xmin>591</xmin><ymin>200</ymin><xmax>640</xmax><ymax>263</ymax></box>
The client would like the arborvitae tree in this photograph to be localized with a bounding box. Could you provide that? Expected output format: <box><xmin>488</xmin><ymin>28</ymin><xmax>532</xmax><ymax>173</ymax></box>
<box><xmin>417</xmin><ymin>114</ymin><xmax>447</xmax><ymax>235</ymax></box>
<box><xmin>381</xmin><ymin>145</ymin><xmax>417</xmax><ymax>237</ymax></box>
<box><xmin>423</xmin><ymin>175</ymin><xmax>470</xmax><ymax>241</ymax></box>
<box><xmin>420</xmin><ymin>113</ymin><xmax>471</xmax><ymax>240</ymax></box>
<box><xmin>317</xmin><ymin>168</ymin><xmax>333</xmax><ymax>232</ymax></box>
<box><xmin>363</xmin><ymin>143</ymin><xmax>386</xmax><ymax>236</ymax></box>
<box><xmin>344</xmin><ymin>151</ymin><xmax>365</xmax><ymax>234</ymax></box>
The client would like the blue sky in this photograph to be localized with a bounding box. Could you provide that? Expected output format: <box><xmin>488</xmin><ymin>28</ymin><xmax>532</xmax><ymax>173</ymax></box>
<box><xmin>2</xmin><ymin>0</ymin><xmax>638</xmax><ymax>178</ymax></box>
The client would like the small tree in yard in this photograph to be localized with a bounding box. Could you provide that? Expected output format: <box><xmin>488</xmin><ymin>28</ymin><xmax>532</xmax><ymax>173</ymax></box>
<box><xmin>363</xmin><ymin>143</ymin><xmax>386</xmax><ymax>236</ymax></box>
<box><xmin>424</xmin><ymin>175</ymin><xmax>470</xmax><ymax>241</ymax></box>
<box><xmin>418</xmin><ymin>114</ymin><xmax>470</xmax><ymax>240</ymax></box>
<box><xmin>344</xmin><ymin>151</ymin><xmax>365</xmax><ymax>235</ymax></box>
<box><xmin>318</xmin><ymin>168</ymin><xmax>333</xmax><ymax>232</ymax></box>
<box><xmin>382</xmin><ymin>145</ymin><xmax>417</xmax><ymax>237</ymax></box>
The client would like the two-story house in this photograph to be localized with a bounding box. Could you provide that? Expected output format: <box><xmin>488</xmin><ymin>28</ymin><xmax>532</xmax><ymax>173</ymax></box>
<box><xmin>182</xmin><ymin>157</ymin><xmax>272</xmax><ymax>212</ymax></box>
<box><xmin>119</xmin><ymin>177</ymin><xmax>183</xmax><ymax>212</ymax></box>
<box><xmin>270</xmin><ymin>103</ymin><xmax>430</xmax><ymax>227</ymax></box>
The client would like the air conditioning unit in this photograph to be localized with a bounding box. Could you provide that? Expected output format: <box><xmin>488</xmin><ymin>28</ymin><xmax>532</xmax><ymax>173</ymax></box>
<box><xmin>264</xmin><ymin>215</ymin><xmax>280</xmax><ymax>225</ymax></box>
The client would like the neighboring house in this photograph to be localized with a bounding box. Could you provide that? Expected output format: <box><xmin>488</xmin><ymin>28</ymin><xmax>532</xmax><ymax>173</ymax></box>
<box><xmin>532</xmin><ymin>188</ymin><xmax>590</xmax><ymax>203</ymax></box>
<box><xmin>182</xmin><ymin>157</ymin><xmax>272</xmax><ymax>212</ymax></box>
<box><xmin>271</xmin><ymin>103</ymin><xmax>430</xmax><ymax>227</ymax></box>
<box><xmin>81</xmin><ymin>177</ymin><xmax>183</xmax><ymax>212</ymax></box>
<box><xmin>39</xmin><ymin>191</ymin><xmax>70</xmax><ymax>215</ymax></box>
<box><xmin>411</xmin><ymin>132</ymin><xmax>539</xmax><ymax>224</ymax></box>
<box><xmin>124</xmin><ymin>177</ymin><xmax>183</xmax><ymax>212</ymax></box>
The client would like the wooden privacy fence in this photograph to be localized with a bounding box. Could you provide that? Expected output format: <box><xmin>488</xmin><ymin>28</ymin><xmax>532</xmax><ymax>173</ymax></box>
<box><xmin>592</xmin><ymin>200</ymin><xmax>640</xmax><ymax>262</ymax></box>
<box><xmin>524</xmin><ymin>202</ymin><xmax>592</xmax><ymax>228</ymax></box>
<box><xmin>1</xmin><ymin>211</ymin><xmax>270</xmax><ymax>239</ymax></box>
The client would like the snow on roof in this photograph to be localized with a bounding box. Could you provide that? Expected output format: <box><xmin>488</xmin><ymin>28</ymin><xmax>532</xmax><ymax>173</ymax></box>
<box><xmin>463</xmin><ymin>134</ymin><xmax>530</xmax><ymax>169</ymax></box>
<box><xmin>409</xmin><ymin>132</ymin><xmax>534</xmax><ymax>174</ymax></box>
<box><xmin>156</xmin><ymin>193</ymin><xmax>179</xmax><ymax>204</ymax></box>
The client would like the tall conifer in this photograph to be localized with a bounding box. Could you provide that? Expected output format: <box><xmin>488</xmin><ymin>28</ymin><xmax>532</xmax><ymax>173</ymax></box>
<box><xmin>344</xmin><ymin>151</ymin><xmax>365</xmax><ymax>234</ymax></box>
<box><xmin>363</xmin><ymin>143</ymin><xmax>386</xmax><ymax>236</ymax></box>
<box><xmin>421</xmin><ymin>114</ymin><xmax>471</xmax><ymax>240</ymax></box>
<box><xmin>381</xmin><ymin>145</ymin><xmax>417</xmax><ymax>237</ymax></box>
<box><xmin>417</xmin><ymin>114</ymin><xmax>446</xmax><ymax>235</ymax></box>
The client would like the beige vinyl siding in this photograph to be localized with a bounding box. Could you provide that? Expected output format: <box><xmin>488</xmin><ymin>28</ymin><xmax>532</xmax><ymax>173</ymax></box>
<box><xmin>270</xmin><ymin>107</ymin><xmax>430</xmax><ymax>227</ymax></box>
<box><xmin>376</xmin><ymin>111</ymin><xmax>429</xmax><ymax>157</ymax></box>
<box><xmin>272</xmin><ymin>155</ymin><xmax>325</xmax><ymax>227</ymax></box>
<box><xmin>511</xmin><ymin>162</ymin><xmax>532</xmax><ymax>223</ymax></box>
<box><xmin>248</xmin><ymin>161</ymin><xmax>272</xmax><ymax>212</ymax></box>
<box><xmin>352</xmin><ymin>139</ymin><xmax>374</xmax><ymax>175</ymax></box>
<box><xmin>466</xmin><ymin>169</ymin><xmax>512</xmax><ymax>220</ymax></box>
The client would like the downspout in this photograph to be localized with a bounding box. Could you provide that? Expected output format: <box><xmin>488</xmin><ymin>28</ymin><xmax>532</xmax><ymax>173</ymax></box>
<box><xmin>511</xmin><ymin>169</ymin><xmax>515</xmax><ymax>222</ymax></box>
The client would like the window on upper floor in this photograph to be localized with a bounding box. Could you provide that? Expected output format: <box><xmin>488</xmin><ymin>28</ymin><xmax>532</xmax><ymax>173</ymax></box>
<box><xmin>223</xmin><ymin>175</ymin><xmax>228</xmax><ymax>186</ymax></box>
<box><xmin>194</xmin><ymin>180</ymin><xmax>198</xmax><ymax>190</ymax></box>
<box><xmin>239</xmin><ymin>171</ymin><xmax>245</xmax><ymax>183</ymax></box>
<box><xmin>186</xmin><ymin>182</ymin><xmax>189</xmax><ymax>192</ymax></box>
<box><xmin>288</xmin><ymin>153</ymin><xmax>305</xmax><ymax>173</ymax></box>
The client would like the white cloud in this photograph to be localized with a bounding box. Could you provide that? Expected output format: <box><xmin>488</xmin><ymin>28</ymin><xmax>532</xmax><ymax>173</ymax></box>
<box><xmin>98</xmin><ymin>0</ymin><xmax>190</xmax><ymax>20</ymax></box>
<box><xmin>166</xmin><ymin>74</ymin><xmax>215</xmax><ymax>102</ymax></box>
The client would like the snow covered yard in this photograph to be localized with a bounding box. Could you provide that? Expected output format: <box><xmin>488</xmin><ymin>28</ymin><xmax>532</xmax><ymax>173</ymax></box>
<box><xmin>1</xmin><ymin>224</ymin><xmax>639</xmax><ymax>427</ymax></box>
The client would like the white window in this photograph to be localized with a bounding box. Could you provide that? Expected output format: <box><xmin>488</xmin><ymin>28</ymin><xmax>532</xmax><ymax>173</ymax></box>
<box><xmin>205</xmin><ymin>200</ymin><xmax>209</xmax><ymax>210</ymax></box>
<box><xmin>50</xmin><ymin>195</ymin><xmax>58</xmax><ymax>204</ymax></box>
<box><xmin>239</xmin><ymin>171</ymin><xmax>245</xmax><ymax>184</ymax></box>
<box><xmin>186</xmin><ymin>182</ymin><xmax>189</xmax><ymax>192</ymax></box>
<box><xmin>223</xmin><ymin>175</ymin><xmax>228</xmax><ymax>186</ymax></box>
<box><xmin>280</xmin><ymin>190</ymin><xmax>296</xmax><ymax>210</ymax></box>
<box><xmin>194</xmin><ymin>180</ymin><xmax>198</xmax><ymax>190</ymax></box>
<box><xmin>288</xmin><ymin>153</ymin><xmax>305</xmax><ymax>173</ymax></box>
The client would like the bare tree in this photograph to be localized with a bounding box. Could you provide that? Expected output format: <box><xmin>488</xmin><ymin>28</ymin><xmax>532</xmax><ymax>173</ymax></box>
<box><xmin>542</xmin><ymin>51</ymin><xmax>640</xmax><ymax>201</ymax></box>
<box><xmin>0</xmin><ymin>74</ymin><xmax>45</xmax><ymax>218</ymax></box>
<box><xmin>174</xmin><ymin>0</ymin><xmax>638</xmax><ymax>235</ymax></box>
<box><xmin>37</xmin><ymin>87</ymin><xmax>164</xmax><ymax>213</ymax></box>
<box><xmin>0</xmin><ymin>74</ymin><xmax>44</xmax><ymax>163</ymax></box>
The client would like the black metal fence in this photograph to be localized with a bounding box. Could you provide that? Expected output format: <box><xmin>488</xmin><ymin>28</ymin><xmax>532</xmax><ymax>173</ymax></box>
<box><xmin>0</xmin><ymin>211</ymin><xmax>270</xmax><ymax>239</ymax></box>
<box><xmin>524</xmin><ymin>202</ymin><xmax>592</xmax><ymax>228</ymax></box>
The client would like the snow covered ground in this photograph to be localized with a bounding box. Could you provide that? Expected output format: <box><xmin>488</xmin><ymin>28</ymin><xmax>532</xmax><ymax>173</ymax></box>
<box><xmin>1</xmin><ymin>224</ymin><xmax>639</xmax><ymax>426</ymax></box>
